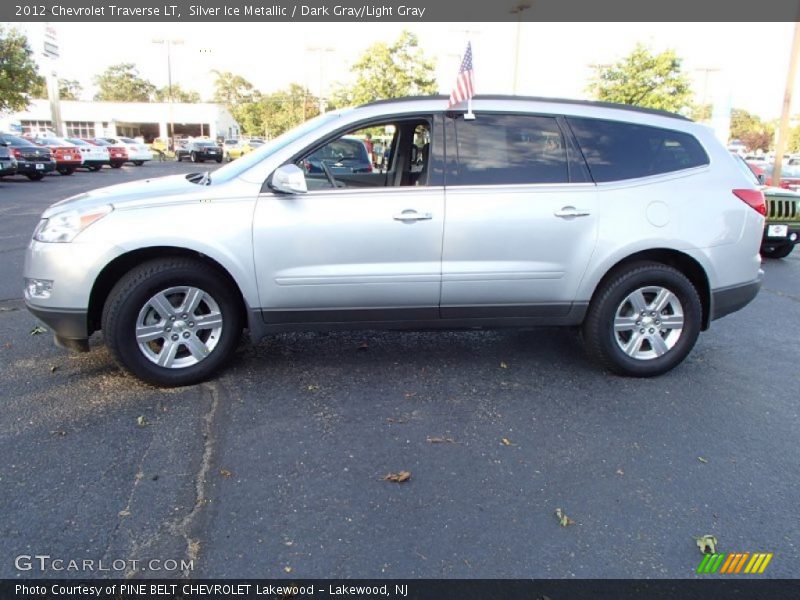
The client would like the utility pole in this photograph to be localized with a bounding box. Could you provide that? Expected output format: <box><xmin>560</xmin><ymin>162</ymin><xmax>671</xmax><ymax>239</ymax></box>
<box><xmin>306</xmin><ymin>46</ymin><xmax>334</xmax><ymax>113</ymax></box>
<box><xmin>773</xmin><ymin>19</ymin><xmax>800</xmax><ymax>186</ymax></box>
<box><xmin>152</xmin><ymin>38</ymin><xmax>184</xmax><ymax>149</ymax></box>
<box><xmin>510</xmin><ymin>3</ymin><xmax>532</xmax><ymax>94</ymax></box>
<box><xmin>694</xmin><ymin>67</ymin><xmax>721</xmax><ymax>122</ymax></box>
<box><xmin>42</xmin><ymin>24</ymin><xmax>64</xmax><ymax>136</ymax></box>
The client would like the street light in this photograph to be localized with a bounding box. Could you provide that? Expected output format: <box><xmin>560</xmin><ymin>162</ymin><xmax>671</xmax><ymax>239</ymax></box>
<box><xmin>510</xmin><ymin>3</ymin><xmax>532</xmax><ymax>94</ymax></box>
<box><xmin>306</xmin><ymin>46</ymin><xmax>334</xmax><ymax>113</ymax></box>
<box><xmin>152</xmin><ymin>38</ymin><xmax>184</xmax><ymax>149</ymax></box>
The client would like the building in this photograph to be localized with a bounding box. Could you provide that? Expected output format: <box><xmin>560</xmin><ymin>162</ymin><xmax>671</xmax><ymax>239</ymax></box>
<box><xmin>1</xmin><ymin>99</ymin><xmax>240</xmax><ymax>142</ymax></box>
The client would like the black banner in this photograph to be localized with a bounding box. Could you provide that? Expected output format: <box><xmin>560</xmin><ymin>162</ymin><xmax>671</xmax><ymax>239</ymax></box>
<box><xmin>2</xmin><ymin>0</ymin><xmax>800</xmax><ymax>22</ymax></box>
<box><xmin>4</xmin><ymin>579</ymin><xmax>800</xmax><ymax>600</ymax></box>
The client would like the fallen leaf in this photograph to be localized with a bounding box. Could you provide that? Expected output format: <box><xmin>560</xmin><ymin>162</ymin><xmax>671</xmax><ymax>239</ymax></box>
<box><xmin>283</xmin><ymin>566</ymin><xmax>292</xmax><ymax>573</ymax></box>
<box><xmin>219</xmin><ymin>469</ymin><xmax>233</xmax><ymax>478</ymax></box>
<box><xmin>118</xmin><ymin>509</ymin><xmax>131</xmax><ymax>517</ymax></box>
<box><xmin>30</xmin><ymin>325</ymin><xmax>47</xmax><ymax>335</ymax></box>
<box><xmin>427</xmin><ymin>436</ymin><xmax>455</xmax><ymax>444</ymax></box>
<box><xmin>383</xmin><ymin>470</ymin><xmax>411</xmax><ymax>483</ymax></box>
<box><xmin>307</xmin><ymin>384</ymin><xmax>319</xmax><ymax>392</ymax></box>
<box><xmin>404</xmin><ymin>392</ymin><xmax>417</xmax><ymax>398</ymax></box>
<box><xmin>501</xmin><ymin>437</ymin><xmax>515</xmax><ymax>446</ymax></box>
<box><xmin>616</xmin><ymin>468</ymin><xmax>625</xmax><ymax>476</ymax></box>
<box><xmin>698</xmin><ymin>457</ymin><xmax>709</xmax><ymax>464</ymax></box>
<box><xmin>695</xmin><ymin>534</ymin><xmax>718</xmax><ymax>554</ymax></box>
<box><xmin>500</xmin><ymin>361</ymin><xmax>508</xmax><ymax>369</ymax></box>
<box><xmin>3</xmin><ymin>343</ymin><xmax>11</xmax><ymax>349</ymax></box>
<box><xmin>555</xmin><ymin>507</ymin><xmax>575</xmax><ymax>527</ymax></box>
<box><xmin>49</xmin><ymin>365</ymin><xmax>58</xmax><ymax>373</ymax></box>
<box><xmin>357</xmin><ymin>341</ymin><xmax>369</xmax><ymax>350</ymax></box>
<box><xmin>50</xmin><ymin>429</ymin><xmax>67</xmax><ymax>436</ymax></box>
<box><xmin>136</xmin><ymin>416</ymin><xmax>148</xmax><ymax>427</ymax></box>
<box><xmin>386</xmin><ymin>417</ymin><xmax>407</xmax><ymax>424</ymax></box>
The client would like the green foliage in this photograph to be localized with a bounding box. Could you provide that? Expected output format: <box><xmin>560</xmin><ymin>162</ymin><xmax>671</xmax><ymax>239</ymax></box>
<box><xmin>588</xmin><ymin>44</ymin><xmax>693</xmax><ymax>114</ymax></box>
<box><xmin>211</xmin><ymin>70</ymin><xmax>257</xmax><ymax>111</ymax></box>
<box><xmin>31</xmin><ymin>77</ymin><xmax>83</xmax><ymax>100</ymax></box>
<box><xmin>331</xmin><ymin>31</ymin><xmax>437</xmax><ymax>108</ymax></box>
<box><xmin>260</xmin><ymin>84</ymin><xmax>320</xmax><ymax>138</ymax></box>
<box><xmin>155</xmin><ymin>84</ymin><xmax>200</xmax><ymax>103</ymax></box>
<box><xmin>94</xmin><ymin>63</ymin><xmax>156</xmax><ymax>102</ymax></box>
<box><xmin>0</xmin><ymin>25</ymin><xmax>42</xmax><ymax>112</ymax></box>
<box><xmin>730</xmin><ymin>109</ymin><xmax>774</xmax><ymax>152</ymax></box>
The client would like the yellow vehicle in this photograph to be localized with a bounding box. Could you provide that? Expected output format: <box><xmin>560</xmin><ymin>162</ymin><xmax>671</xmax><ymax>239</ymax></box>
<box><xmin>224</xmin><ymin>138</ymin><xmax>264</xmax><ymax>161</ymax></box>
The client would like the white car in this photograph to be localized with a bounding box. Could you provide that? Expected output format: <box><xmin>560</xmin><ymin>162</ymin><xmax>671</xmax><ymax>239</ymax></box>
<box><xmin>100</xmin><ymin>137</ymin><xmax>153</xmax><ymax>165</ymax></box>
<box><xmin>65</xmin><ymin>138</ymin><xmax>110</xmax><ymax>171</ymax></box>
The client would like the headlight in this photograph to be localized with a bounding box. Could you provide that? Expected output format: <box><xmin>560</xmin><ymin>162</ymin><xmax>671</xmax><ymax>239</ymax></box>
<box><xmin>33</xmin><ymin>205</ymin><xmax>113</xmax><ymax>243</ymax></box>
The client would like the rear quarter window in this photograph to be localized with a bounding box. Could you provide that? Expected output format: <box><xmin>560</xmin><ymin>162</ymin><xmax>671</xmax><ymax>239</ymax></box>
<box><xmin>567</xmin><ymin>117</ymin><xmax>709</xmax><ymax>183</ymax></box>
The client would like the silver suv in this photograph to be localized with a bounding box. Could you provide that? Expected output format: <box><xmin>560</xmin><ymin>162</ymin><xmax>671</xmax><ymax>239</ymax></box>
<box><xmin>24</xmin><ymin>96</ymin><xmax>765</xmax><ymax>386</ymax></box>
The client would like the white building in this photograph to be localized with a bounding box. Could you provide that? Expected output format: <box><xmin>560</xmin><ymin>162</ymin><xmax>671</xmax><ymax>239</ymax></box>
<box><xmin>1</xmin><ymin>99</ymin><xmax>240</xmax><ymax>142</ymax></box>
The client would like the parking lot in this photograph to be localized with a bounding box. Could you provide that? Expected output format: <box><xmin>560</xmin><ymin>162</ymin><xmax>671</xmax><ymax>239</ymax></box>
<box><xmin>0</xmin><ymin>161</ymin><xmax>798</xmax><ymax>579</ymax></box>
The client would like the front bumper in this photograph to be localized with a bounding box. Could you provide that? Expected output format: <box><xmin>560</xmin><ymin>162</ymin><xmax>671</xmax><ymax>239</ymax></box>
<box><xmin>25</xmin><ymin>303</ymin><xmax>89</xmax><ymax>352</ymax></box>
<box><xmin>761</xmin><ymin>224</ymin><xmax>800</xmax><ymax>246</ymax></box>
<box><xmin>710</xmin><ymin>272</ymin><xmax>763</xmax><ymax>321</ymax></box>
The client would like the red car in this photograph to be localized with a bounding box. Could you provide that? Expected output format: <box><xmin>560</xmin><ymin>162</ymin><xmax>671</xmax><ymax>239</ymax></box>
<box><xmin>86</xmin><ymin>138</ymin><xmax>128</xmax><ymax>168</ymax></box>
<box><xmin>27</xmin><ymin>136</ymin><xmax>83</xmax><ymax>175</ymax></box>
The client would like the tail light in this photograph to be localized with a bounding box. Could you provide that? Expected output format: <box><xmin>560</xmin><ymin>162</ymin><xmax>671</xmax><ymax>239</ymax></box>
<box><xmin>12</xmin><ymin>148</ymin><xmax>22</xmax><ymax>159</ymax></box>
<box><xmin>733</xmin><ymin>189</ymin><xmax>766</xmax><ymax>216</ymax></box>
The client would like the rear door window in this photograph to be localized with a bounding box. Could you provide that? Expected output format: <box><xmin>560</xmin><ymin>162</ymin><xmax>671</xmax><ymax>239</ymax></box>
<box><xmin>567</xmin><ymin>117</ymin><xmax>709</xmax><ymax>182</ymax></box>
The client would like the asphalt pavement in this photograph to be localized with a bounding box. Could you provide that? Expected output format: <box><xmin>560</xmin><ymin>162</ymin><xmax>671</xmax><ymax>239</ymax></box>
<box><xmin>0</xmin><ymin>162</ymin><xmax>797</xmax><ymax>579</ymax></box>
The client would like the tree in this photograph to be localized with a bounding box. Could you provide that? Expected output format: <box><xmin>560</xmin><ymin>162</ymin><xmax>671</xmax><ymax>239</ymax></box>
<box><xmin>94</xmin><ymin>63</ymin><xmax>156</xmax><ymax>102</ymax></box>
<box><xmin>587</xmin><ymin>44</ymin><xmax>693</xmax><ymax>114</ymax></box>
<box><xmin>31</xmin><ymin>77</ymin><xmax>83</xmax><ymax>100</ymax></box>
<box><xmin>0</xmin><ymin>25</ymin><xmax>42</xmax><ymax>112</ymax></box>
<box><xmin>730</xmin><ymin>108</ymin><xmax>774</xmax><ymax>152</ymax></box>
<box><xmin>261</xmin><ymin>84</ymin><xmax>319</xmax><ymax>138</ymax></box>
<box><xmin>211</xmin><ymin>70</ymin><xmax>258</xmax><ymax>111</ymax></box>
<box><xmin>155</xmin><ymin>84</ymin><xmax>200</xmax><ymax>103</ymax></box>
<box><xmin>331</xmin><ymin>31</ymin><xmax>437</xmax><ymax>107</ymax></box>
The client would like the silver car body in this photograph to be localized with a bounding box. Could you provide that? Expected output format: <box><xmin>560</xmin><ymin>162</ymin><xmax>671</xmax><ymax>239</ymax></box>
<box><xmin>24</xmin><ymin>96</ymin><xmax>763</xmax><ymax>353</ymax></box>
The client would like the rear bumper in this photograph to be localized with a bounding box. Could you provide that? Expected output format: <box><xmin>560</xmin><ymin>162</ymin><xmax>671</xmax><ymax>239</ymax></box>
<box><xmin>15</xmin><ymin>161</ymin><xmax>55</xmax><ymax>175</ymax></box>
<box><xmin>25</xmin><ymin>303</ymin><xmax>90</xmax><ymax>352</ymax></box>
<box><xmin>710</xmin><ymin>272</ymin><xmax>763</xmax><ymax>322</ymax></box>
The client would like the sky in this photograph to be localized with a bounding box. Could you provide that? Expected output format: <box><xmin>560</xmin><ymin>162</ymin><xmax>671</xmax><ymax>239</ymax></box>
<box><xmin>15</xmin><ymin>22</ymin><xmax>798</xmax><ymax>120</ymax></box>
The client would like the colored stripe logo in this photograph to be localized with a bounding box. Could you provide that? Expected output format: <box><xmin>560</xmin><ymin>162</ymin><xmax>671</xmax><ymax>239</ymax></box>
<box><xmin>697</xmin><ymin>553</ymin><xmax>773</xmax><ymax>574</ymax></box>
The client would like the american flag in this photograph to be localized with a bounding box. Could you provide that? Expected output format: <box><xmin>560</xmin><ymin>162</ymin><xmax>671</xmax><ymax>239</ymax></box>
<box><xmin>448</xmin><ymin>42</ymin><xmax>475</xmax><ymax>108</ymax></box>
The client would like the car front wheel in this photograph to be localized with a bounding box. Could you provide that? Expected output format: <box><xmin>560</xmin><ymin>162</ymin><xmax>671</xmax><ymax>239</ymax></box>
<box><xmin>583</xmin><ymin>262</ymin><xmax>701</xmax><ymax>377</ymax></box>
<box><xmin>102</xmin><ymin>258</ymin><xmax>243</xmax><ymax>386</ymax></box>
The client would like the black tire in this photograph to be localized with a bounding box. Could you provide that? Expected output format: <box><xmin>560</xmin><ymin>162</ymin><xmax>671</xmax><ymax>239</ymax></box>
<box><xmin>190</xmin><ymin>151</ymin><xmax>198</xmax><ymax>163</ymax></box>
<box><xmin>175</xmin><ymin>152</ymin><xmax>182</xmax><ymax>162</ymax></box>
<box><xmin>224</xmin><ymin>152</ymin><xmax>231</xmax><ymax>162</ymax></box>
<box><xmin>57</xmin><ymin>167</ymin><xmax>76</xmax><ymax>176</ymax></box>
<box><xmin>583</xmin><ymin>262</ymin><xmax>702</xmax><ymax>377</ymax></box>
<box><xmin>89</xmin><ymin>165</ymin><xmax>102</xmax><ymax>172</ymax></box>
<box><xmin>110</xmin><ymin>162</ymin><xmax>123</xmax><ymax>169</ymax></box>
<box><xmin>102</xmin><ymin>258</ymin><xmax>243</xmax><ymax>387</ymax></box>
<box><xmin>215</xmin><ymin>157</ymin><xmax>222</xmax><ymax>163</ymax></box>
<box><xmin>133</xmin><ymin>160</ymin><xmax>144</xmax><ymax>166</ymax></box>
<box><xmin>761</xmin><ymin>243</ymin><xmax>794</xmax><ymax>259</ymax></box>
<box><xmin>26</xmin><ymin>172</ymin><xmax>44</xmax><ymax>181</ymax></box>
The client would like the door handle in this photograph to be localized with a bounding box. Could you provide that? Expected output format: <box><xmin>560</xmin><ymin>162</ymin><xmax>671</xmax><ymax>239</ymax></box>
<box><xmin>393</xmin><ymin>210</ymin><xmax>433</xmax><ymax>222</ymax></box>
<box><xmin>554</xmin><ymin>206</ymin><xmax>591</xmax><ymax>218</ymax></box>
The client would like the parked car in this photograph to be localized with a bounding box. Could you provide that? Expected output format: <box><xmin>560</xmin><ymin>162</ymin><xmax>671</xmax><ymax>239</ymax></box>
<box><xmin>87</xmin><ymin>138</ymin><xmax>128</xmax><ymax>168</ymax></box>
<box><xmin>222</xmin><ymin>139</ymin><xmax>239</xmax><ymax>161</ymax></box>
<box><xmin>303</xmin><ymin>135</ymin><xmax>373</xmax><ymax>174</ymax></box>
<box><xmin>225</xmin><ymin>139</ymin><xmax>263</xmax><ymax>161</ymax></box>
<box><xmin>24</xmin><ymin>96</ymin><xmax>764</xmax><ymax>386</ymax></box>
<box><xmin>0</xmin><ymin>132</ymin><xmax>55</xmax><ymax>180</ymax></box>
<box><xmin>0</xmin><ymin>143</ymin><xmax>18</xmax><ymax>178</ymax></box>
<box><xmin>175</xmin><ymin>139</ymin><xmax>223</xmax><ymax>163</ymax></box>
<box><xmin>65</xmin><ymin>138</ymin><xmax>110</xmax><ymax>171</ymax></box>
<box><xmin>28</xmin><ymin>136</ymin><xmax>83</xmax><ymax>175</ymax></box>
<box><xmin>98</xmin><ymin>137</ymin><xmax>152</xmax><ymax>165</ymax></box>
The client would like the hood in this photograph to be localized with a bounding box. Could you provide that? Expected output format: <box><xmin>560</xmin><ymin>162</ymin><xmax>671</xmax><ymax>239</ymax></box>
<box><xmin>42</xmin><ymin>174</ymin><xmax>204</xmax><ymax>218</ymax></box>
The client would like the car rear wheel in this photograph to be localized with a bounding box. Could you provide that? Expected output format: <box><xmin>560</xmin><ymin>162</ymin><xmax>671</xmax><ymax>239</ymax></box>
<box><xmin>190</xmin><ymin>151</ymin><xmax>198</xmax><ymax>163</ymax></box>
<box><xmin>761</xmin><ymin>243</ymin><xmax>794</xmax><ymax>259</ymax></box>
<box><xmin>175</xmin><ymin>153</ymin><xmax>182</xmax><ymax>162</ymax></box>
<box><xmin>215</xmin><ymin>157</ymin><xmax>222</xmax><ymax>163</ymax></box>
<box><xmin>110</xmin><ymin>162</ymin><xmax>123</xmax><ymax>169</ymax></box>
<box><xmin>132</xmin><ymin>160</ymin><xmax>144</xmax><ymax>166</ymax></box>
<box><xmin>57</xmin><ymin>167</ymin><xmax>76</xmax><ymax>176</ymax></box>
<box><xmin>26</xmin><ymin>173</ymin><xmax>44</xmax><ymax>181</ymax></box>
<box><xmin>102</xmin><ymin>258</ymin><xmax>243</xmax><ymax>387</ymax></box>
<box><xmin>583</xmin><ymin>262</ymin><xmax>701</xmax><ymax>377</ymax></box>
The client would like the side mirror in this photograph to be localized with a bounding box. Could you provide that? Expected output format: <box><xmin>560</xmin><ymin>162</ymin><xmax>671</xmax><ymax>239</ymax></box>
<box><xmin>758</xmin><ymin>173</ymin><xmax>765</xmax><ymax>185</ymax></box>
<box><xmin>270</xmin><ymin>164</ymin><xmax>307</xmax><ymax>194</ymax></box>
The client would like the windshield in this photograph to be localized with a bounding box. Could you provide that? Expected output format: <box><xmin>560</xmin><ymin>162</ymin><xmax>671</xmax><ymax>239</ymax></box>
<box><xmin>209</xmin><ymin>112</ymin><xmax>343</xmax><ymax>184</ymax></box>
<box><xmin>120</xmin><ymin>137</ymin><xmax>138</xmax><ymax>144</ymax></box>
<box><xmin>196</xmin><ymin>141</ymin><xmax>217</xmax><ymax>147</ymax></box>
<box><xmin>0</xmin><ymin>133</ymin><xmax>33</xmax><ymax>146</ymax></box>
<box><xmin>66</xmin><ymin>138</ymin><xmax>89</xmax><ymax>146</ymax></box>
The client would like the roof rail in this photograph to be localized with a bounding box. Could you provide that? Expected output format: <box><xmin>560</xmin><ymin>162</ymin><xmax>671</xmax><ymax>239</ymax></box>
<box><xmin>357</xmin><ymin>94</ymin><xmax>691</xmax><ymax>121</ymax></box>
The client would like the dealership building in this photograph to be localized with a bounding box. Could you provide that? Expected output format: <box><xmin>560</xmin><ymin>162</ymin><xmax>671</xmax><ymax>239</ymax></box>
<box><xmin>1</xmin><ymin>99</ymin><xmax>240</xmax><ymax>142</ymax></box>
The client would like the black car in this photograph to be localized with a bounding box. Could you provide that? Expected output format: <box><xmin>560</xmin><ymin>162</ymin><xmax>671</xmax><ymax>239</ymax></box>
<box><xmin>0</xmin><ymin>144</ymin><xmax>17</xmax><ymax>178</ymax></box>
<box><xmin>175</xmin><ymin>140</ymin><xmax>222</xmax><ymax>163</ymax></box>
<box><xmin>0</xmin><ymin>133</ymin><xmax>55</xmax><ymax>181</ymax></box>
